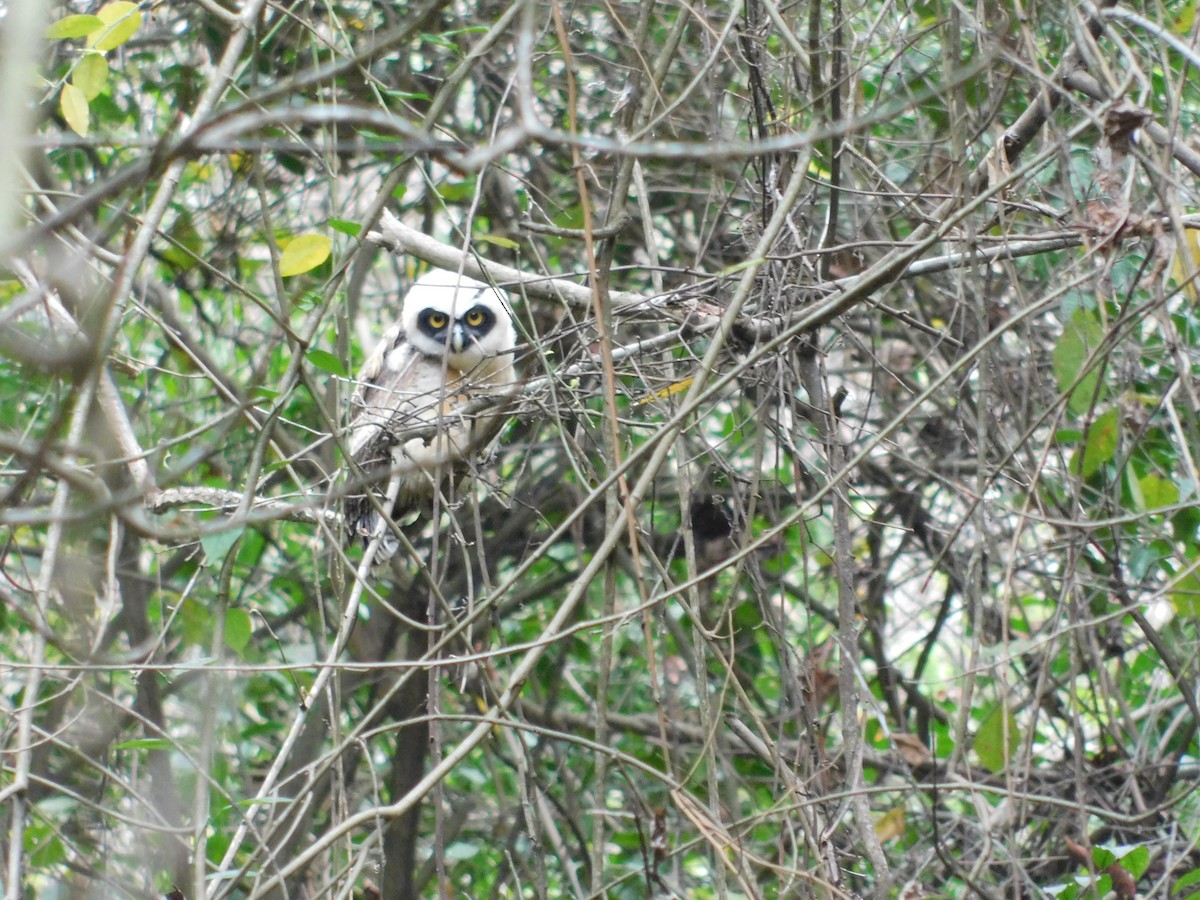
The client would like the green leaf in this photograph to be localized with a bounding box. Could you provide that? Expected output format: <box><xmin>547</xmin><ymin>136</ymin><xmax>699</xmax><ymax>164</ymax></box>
<box><xmin>478</xmin><ymin>233</ymin><xmax>519</xmax><ymax>249</ymax></box>
<box><xmin>1055</xmin><ymin>428</ymin><xmax>1082</xmax><ymax>444</ymax></box>
<box><xmin>306</xmin><ymin>348</ymin><xmax>349</xmax><ymax>378</ymax></box>
<box><xmin>114</xmin><ymin>738</ymin><xmax>172</xmax><ymax>751</ymax></box>
<box><xmin>25</xmin><ymin>821</ymin><xmax>67</xmax><ymax>868</ymax></box>
<box><xmin>437</xmin><ymin>181</ymin><xmax>475</xmax><ymax>202</ymax></box>
<box><xmin>162</xmin><ymin>210</ymin><xmax>203</xmax><ymax>271</ymax></box>
<box><xmin>1118</xmin><ymin>845</ymin><xmax>1150</xmax><ymax>879</ymax></box>
<box><xmin>237</xmin><ymin>795</ymin><xmax>293</xmax><ymax>808</ymax></box>
<box><xmin>59</xmin><ymin>83</ymin><xmax>89</xmax><ymax>137</ymax></box>
<box><xmin>973</xmin><ymin>704</ymin><xmax>1019</xmax><ymax>774</ymax></box>
<box><xmin>87</xmin><ymin>1</ymin><xmax>142</xmax><ymax>52</ymax></box>
<box><xmin>201</xmin><ymin>527</ymin><xmax>244</xmax><ymax>566</ymax></box>
<box><xmin>1170</xmin><ymin>566</ymin><xmax>1200</xmax><ymax>618</ymax></box>
<box><xmin>72</xmin><ymin>52</ymin><xmax>109</xmax><ymax>100</ymax></box>
<box><xmin>279</xmin><ymin>233</ymin><xmax>331</xmax><ymax>276</ymax></box>
<box><xmin>328</xmin><ymin>217</ymin><xmax>361</xmax><ymax>237</ymax></box>
<box><xmin>224</xmin><ymin>608</ymin><xmax>252</xmax><ymax>655</ymax></box>
<box><xmin>1052</xmin><ymin>309</ymin><xmax>1107</xmax><ymax>417</ymax></box>
<box><xmin>1128</xmin><ymin>541</ymin><xmax>1173</xmax><ymax>582</ymax></box>
<box><xmin>382</xmin><ymin>89</ymin><xmax>431</xmax><ymax>101</ymax></box>
<box><xmin>1075</xmin><ymin>408</ymin><xmax>1119</xmax><ymax>478</ymax></box>
<box><xmin>1046</xmin><ymin>878</ymin><xmax>1084</xmax><ymax>897</ymax></box>
<box><xmin>46</xmin><ymin>14</ymin><xmax>103</xmax><ymax>39</ymax></box>
<box><xmin>1174</xmin><ymin>865</ymin><xmax>1200</xmax><ymax>894</ymax></box>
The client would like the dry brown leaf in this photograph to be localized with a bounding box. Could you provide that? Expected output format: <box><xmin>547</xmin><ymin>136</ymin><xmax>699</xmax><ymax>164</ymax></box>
<box><xmin>893</xmin><ymin>733</ymin><xmax>934</xmax><ymax>766</ymax></box>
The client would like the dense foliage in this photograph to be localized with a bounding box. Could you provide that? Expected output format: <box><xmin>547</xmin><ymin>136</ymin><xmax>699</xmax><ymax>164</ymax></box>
<box><xmin>3</xmin><ymin>0</ymin><xmax>1200</xmax><ymax>897</ymax></box>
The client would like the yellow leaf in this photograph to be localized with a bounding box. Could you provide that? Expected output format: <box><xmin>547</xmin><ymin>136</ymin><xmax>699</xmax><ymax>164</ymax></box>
<box><xmin>806</xmin><ymin>158</ymin><xmax>832</xmax><ymax>180</ymax></box>
<box><xmin>1137</xmin><ymin>473</ymin><xmax>1179</xmax><ymax>511</ymax></box>
<box><xmin>635</xmin><ymin>377</ymin><xmax>694</xmax><ymax>406</ymax></box>
<box><xmin>87</xmin><ymin>1</ymin><xmax>141</xmax><ymax>52</ymax></box>
<box><xmin>72</xmin><ymin>53</ymin><xmax>109</xmax><ymax>101</ymax></box>
<box><xmin>1171</xmin><ymin>565</ymin><xmax>1200</xmax><ymax>617</ymax></box>
<box><xmin>875</xmin><ymin>807</ymin><xmax>906</xmax><ymax>842</ymax></box>
<box><xmin>1171</xmin><ymin>228</ymin><xmax>1200</xmax><ymax>301</ymax></box>
<box><xmin>1174</xmin><ymin>0</ymin><xmax>1196</xmax><ymax>34</ymax></box>
<box><xmin>60</xmin><ymin>83</ymin><xmax>89</xmax><ymax>137</ymax></box>
<box><xmin>718</xmin><ymin>257</ymin><xmax>764</xmax><ymax>277</ymax></box>
<box><xmin>46</xmin><ymin>14</ymin><xmax>104</xmax><ymax>40</ymax></box>
<box><xmin>279</xmin><ymin>234</ymin><xmax>332</xmax><ymax>277</ymax></box>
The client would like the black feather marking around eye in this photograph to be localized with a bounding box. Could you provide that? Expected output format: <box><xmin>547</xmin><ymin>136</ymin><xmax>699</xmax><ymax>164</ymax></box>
<box><xmin>418</xmin><ymin>309</ymin><xmax>450</xmax><ymax>338</ymax></box>
<box><xmin>461</xmin><ymin>306</ymin><xmax>495</xmax><ymax>330</ymax></box>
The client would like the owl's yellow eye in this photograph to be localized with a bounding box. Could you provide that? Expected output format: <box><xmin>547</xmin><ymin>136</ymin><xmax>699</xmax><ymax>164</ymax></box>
<box><xmin>465</xmin><ymin>308</ymin><xmax>487</xmax><ymax>327</ymax></box>
<box><xmin>425</xmin><ymin>312</ymin><xmax>448</xmax><ymax>329</ymax></box>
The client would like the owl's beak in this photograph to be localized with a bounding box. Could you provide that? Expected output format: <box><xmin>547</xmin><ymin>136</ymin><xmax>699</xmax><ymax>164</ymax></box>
<box><xmin>450</xmin><ymin>323</ymin><xmax>467</xmax><ymax>353</ymax></box>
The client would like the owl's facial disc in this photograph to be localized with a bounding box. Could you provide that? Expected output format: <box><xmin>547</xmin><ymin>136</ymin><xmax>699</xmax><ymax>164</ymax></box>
<box><xmin>417</xmin><ymin>305</ymin><xmax>496</xmax><ymax>352</ymax></box>
<box><xmin>413</xmin><ymin>306</ymin><xmax>494</xmax><ymax>369</ymax></box>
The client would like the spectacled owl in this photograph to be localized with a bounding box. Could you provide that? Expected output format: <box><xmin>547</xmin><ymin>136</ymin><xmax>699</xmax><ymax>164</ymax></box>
<box><xmin>344</xmin><ymin>269</ymin><xmax>517</xmax><ymax>560</ymax></box>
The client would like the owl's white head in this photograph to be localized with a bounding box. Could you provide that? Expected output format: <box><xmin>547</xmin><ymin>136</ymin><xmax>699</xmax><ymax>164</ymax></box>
<box><xmin>400</xmin><ymin>269</ymin><xmax>516</xmax><ymax>373</ymax></box>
